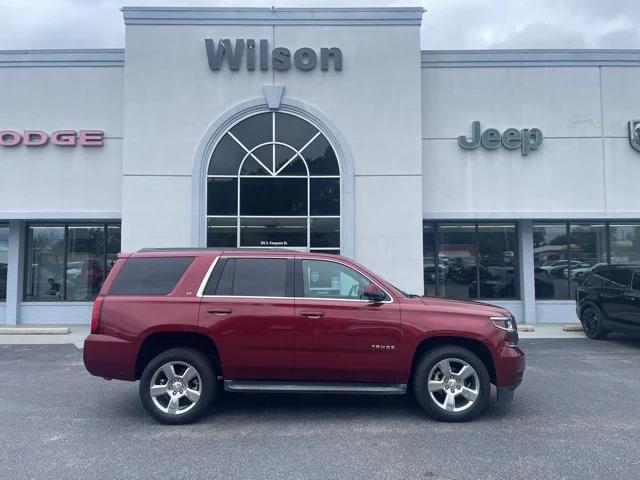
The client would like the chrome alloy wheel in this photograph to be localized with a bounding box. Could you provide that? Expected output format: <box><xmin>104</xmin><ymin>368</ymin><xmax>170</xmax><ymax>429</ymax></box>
<box><xmin>427</xmin><ymin>358</ymin><xmax>480</xmax><ymax>413</ymax></box>
<box><xmin>150</xmin><ymin>361</ymin><xmax>202</xmax><ymax>415</ymax></box>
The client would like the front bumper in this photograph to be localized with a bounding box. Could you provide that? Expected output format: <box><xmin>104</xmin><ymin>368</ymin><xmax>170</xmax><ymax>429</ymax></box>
<box><xmin>494</xmin><ymin>345</ymin><xmax>525</xmax><ymax>404</ymax></box>
<box><xmin>83</xmin><ymin>334</ymin><xmax>137</xmax><ymax>381</ymax></box>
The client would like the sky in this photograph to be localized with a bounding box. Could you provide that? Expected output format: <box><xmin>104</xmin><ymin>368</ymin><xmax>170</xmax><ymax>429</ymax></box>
<box><xmin>1</xmin><ymin>0</ymin><xmax>639</xmax><ymax>50</ymax></box>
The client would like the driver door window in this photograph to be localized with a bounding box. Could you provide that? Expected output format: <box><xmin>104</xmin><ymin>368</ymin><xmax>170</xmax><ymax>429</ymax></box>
<box><xmin>301</xmin><ymin>259</ymin><xmax>374</xmax><ymax>300</ymax></box>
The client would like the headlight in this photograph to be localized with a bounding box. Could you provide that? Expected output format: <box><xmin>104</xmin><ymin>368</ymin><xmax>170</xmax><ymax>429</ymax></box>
<box><xmin>490</xmin><ymin>316</ymin><xmax>516</xmax><ymax>332</ymax></box>
<box><xmin>490</xmin><ymin>315</ymin><xmax>519</xmax><ymax>346</ymax></box>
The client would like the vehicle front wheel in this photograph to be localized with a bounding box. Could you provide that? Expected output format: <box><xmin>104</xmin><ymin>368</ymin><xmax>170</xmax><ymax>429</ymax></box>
<box><xmin>413</xmin><ymin>346</ymin><xmax>490</xmax><ymax>422</ymax></box>
<box><xmin>580</xmin><ymin>307</ymin><xmax>609</xmax><ymax>340</ymax></box>
<box><xmin>139</xmin><ymin>348</ymin><xmax>217</xmax><ymax>425</ymax></box>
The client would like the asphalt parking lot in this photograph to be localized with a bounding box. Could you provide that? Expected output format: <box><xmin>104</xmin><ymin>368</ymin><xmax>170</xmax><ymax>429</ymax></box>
<box><xmin>1</xmin><ymin>337</ymin><xmax>639</xmax><ymax>480</ymax></box>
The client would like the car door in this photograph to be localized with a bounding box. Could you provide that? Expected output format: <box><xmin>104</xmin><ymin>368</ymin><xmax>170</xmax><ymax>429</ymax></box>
<box><xmin>198</xmin><ymin>256</ymin><xmax>296</xmax><ymax>380</ymax></box>
<box><xmin>292</xmin><ymin>257</ymin><xmax>402</xmax><ymax>383</ymax></box>
<box><xmin>618</xmin><ymin>269</ymin><xmax>640</xmax><ymax>329</ymax></box>
<box><xmin>600</xmin><ymin>267</ymin><xmax>633</xmax><ymax>328</ymax></box>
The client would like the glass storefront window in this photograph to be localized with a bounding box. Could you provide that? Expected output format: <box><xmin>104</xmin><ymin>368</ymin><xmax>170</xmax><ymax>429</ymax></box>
<box><xmin>66</xmin><ymin>225</ymin><xmax>106</xmax><ymax>301</ymax></box>
<box><xmin>569</xmin><ymin>223</ymin><xmax>607</xmax><ymax>297</ymax></box>
<box><xmin>424</xmin><ymin>220</ymin><xmax>640</xmax><ymax>302</ymax></box>
<box><xmin>310</xmin><ymin>217</ymin><xmax>340</xmax><ymax>249</ymax></box>
<box><xmin>206</xmin><ymin>111</ymin><xmax>341</xmax><ymax>251</ymax></box>
<box><xmin>533</xmin><ymin>221</ymin><xmax>628</xmax><ymax>299</ymax></box>
<box><xmin>609</xmin><ymin>224</ymin><xmax>640</xmax><ymax>264</ymax></box>
<box><xmin>240</xmin><ymin>218</ymin><xmax>307</xmax><ymax>248</ymax></box>
<box><xmin>106</xmin><ymin>225</ymin><xmax>121</xmax><ymax>277</ymax></box>
<box><xmin>25</xmin><ymin>225</ymin><xmax>66</xmax><ymax>301</ymax></box>
<box><xmin>207</xmin><ymin>218</ymin><xmax>237</xmax><ymax>247</ymax></box>
<box><xmin>423</xmin><ymin>222</ymin><xmax>520</xmax><ymax>300</ymax></box>
<box><xmin>476</xmin><ymin>224</ymin><xmax>518</xmax><ymax>299</ymax></box>
<box><xmin>0</xmin><ymin>225</ymin><xmax>8</xmax><ymax>301</ymax></box>
<box><xmin>437</xmin><ymin>224</ymin><xmax>476</xmax><ymax>299</ymax></box>
<box><xmin>24</xmin><ymin>223</ymin><xmax>121</xmax><ymax>302</ymax></box>
<box><xmin>533</xmin><ymin>224</ymin><xmax>569</xmax><ymax>299</ymax></box>
<box><xmin>422</xmin><ymin>223</ymin><xmax>436</xmax><ymax>296</ymax></box>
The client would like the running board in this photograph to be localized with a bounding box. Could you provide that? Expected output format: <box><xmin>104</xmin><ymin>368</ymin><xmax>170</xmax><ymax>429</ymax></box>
<box><xmin>224</xmin><ymin>380</ymin><xmax>407</xmax><ymax>395</ymax></box>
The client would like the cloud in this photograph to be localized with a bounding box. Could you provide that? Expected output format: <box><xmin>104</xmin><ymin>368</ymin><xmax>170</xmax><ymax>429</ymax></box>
<box><xmin>597</xmin><ymin>27</ymin><xmax>640</xmax><ymax>49</ymax></box>
<box><xmin>0</xmin><ymin>0</ymin><xmax>638</xmax><ymax>50</ymax></box>
<box><xmin>488</xmin><ymin>22</ymin><xmax>588</xmax><ymax>49</ymax></box>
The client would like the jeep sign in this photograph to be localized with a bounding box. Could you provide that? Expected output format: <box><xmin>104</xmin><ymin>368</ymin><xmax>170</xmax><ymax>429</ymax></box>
<box><xmin>458</xmin><ymin>121</ymin><xmax>543</xmax><ymax>155</ymax></box>
<box><xmin>205</xmin><ymin>39</ymin><xmax>342</xmax><ymax>72</ymax></box>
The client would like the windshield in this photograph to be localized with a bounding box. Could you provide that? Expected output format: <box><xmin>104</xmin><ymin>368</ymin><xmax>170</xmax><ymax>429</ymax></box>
<box><xmin>377</xmin><ymin>276</ymin><xmax>418</xmax><ymax>298</ymax></box>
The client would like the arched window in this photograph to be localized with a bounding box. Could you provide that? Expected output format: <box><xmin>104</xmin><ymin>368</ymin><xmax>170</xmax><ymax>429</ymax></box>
<box><xmin>206</xmin><ymin>111</ymin><xmax>340</xmax><ymax>253</ymax></box>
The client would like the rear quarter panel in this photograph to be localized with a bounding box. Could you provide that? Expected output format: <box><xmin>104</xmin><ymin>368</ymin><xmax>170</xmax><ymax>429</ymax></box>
<box><xmin>92</xmin><ymin>255</ymin><xmax>214</xmax><ymax>379</ymax></box>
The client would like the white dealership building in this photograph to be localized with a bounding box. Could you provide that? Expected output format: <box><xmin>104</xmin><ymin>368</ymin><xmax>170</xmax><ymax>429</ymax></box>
<box><xmin>1</xmin><ymin>6</ymin><xmax>640</xmax><ymax>325</ymax></box>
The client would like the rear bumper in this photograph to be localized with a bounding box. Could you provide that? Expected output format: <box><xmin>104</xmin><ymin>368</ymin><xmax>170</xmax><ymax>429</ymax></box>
<box><xmin>83</xmin><ymin>334</ymin><xmax>137</xmax><ymax>381</ymax></box>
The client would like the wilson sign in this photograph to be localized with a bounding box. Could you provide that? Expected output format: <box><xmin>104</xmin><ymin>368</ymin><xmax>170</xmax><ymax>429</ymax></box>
<box><xmin>205</xmin><ymin>39</ymin><xmax>342</xmax><ymax>72</ymax></box>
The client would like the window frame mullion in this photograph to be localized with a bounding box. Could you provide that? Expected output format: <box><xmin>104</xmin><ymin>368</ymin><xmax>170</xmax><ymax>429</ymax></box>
<box><xmin>62</xmin><ymin>223</ymin><xmax>69</xmax><ymax>301</ymax></box>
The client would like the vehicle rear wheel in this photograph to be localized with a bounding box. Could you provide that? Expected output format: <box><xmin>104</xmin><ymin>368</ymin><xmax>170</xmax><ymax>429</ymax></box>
<box><xmin>139</xmin><ymin>348</ymin><xmax>217</xmax><ymax>424</ymax></box>
<box><xmin>412</xmin><ymin>346</ymin><xmax>490</xmax><ymax>422</ymax></box>
<box><xmin>580</xmin><ymin>307</ymin><xmax>609</xmax><ymax>340</ymax></box>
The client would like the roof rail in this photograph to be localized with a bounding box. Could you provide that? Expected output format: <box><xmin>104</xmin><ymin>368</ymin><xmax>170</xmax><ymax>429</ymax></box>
<box><xmin>137</xmin><ymin>247</ymin><xmax>299</xmax><ymax>253</ymax></box>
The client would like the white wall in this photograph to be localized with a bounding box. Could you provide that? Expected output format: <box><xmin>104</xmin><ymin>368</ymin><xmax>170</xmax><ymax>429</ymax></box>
<box><xmin>422</xmin><ymin>138</ymin><xmax>605</xmax><ymax>216</ymax></box>
<box><xmin>19</xmin><ymin>303</ymin><xmax>92</xmax><ymax>325</ymax></box>
<box><xmin>421</xmin><ymin>64</ymin><xmax>640</xmax><ymax>218</ymax></box>
<box><xmin>0</xmin><ymin>66</ymin><xmax>124</xmax><ymax>217</ymax></box>
<box><xmin>122</xmin><ymin>14</ymin><xmax>424</xmax><ymax>294</ymax></box>
<box><xmin>121</xmin><ymin>24</ymin><xmax>273</xmax><ymax>250</ymax></box>
<box><xmin>601</xmin><ymin>66</ymin><xmax>640</xmax><ymax>214</ymax></box>
<box><xmin>535</xmin><ymin>301</ymin><xmax>578</xmax><ymax>324</ymax></box>
<box><xmin>274</xmin><ymin>25</ymin><xmax>423</xmax><ymax>293</ymax></box>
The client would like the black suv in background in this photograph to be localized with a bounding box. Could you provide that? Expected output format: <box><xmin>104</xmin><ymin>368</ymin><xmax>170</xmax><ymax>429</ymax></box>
<box><xmin>576</xmin><ymin>264</ymin><xmax>640</xmax><ymax>339</ymax></box>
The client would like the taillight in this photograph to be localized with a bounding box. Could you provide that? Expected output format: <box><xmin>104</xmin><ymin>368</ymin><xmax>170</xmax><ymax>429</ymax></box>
<box><xmin>91</xmin><ymin>296</ymin><xmax>104</xmax><ymax>334</ymax></box>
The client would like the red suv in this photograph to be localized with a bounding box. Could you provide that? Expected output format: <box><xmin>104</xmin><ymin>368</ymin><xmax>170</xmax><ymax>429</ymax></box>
<box><xmin>84</xmin><ymin>249</ymin><xmax>525</xmax><ymax>424</ymax></box>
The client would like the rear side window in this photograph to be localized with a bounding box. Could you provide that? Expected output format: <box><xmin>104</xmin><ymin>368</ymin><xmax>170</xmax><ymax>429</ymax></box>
<box><xmin>208</xmin><ymin>258</ymin><xmax>290</xmax><ymax>297</ymax></box>
<box><xmin>585</xmin><ymin>267</ymin><xmax>611</xmax><ymax>288</ymax></box>
<box><xmin>608</xmin><ymin>268</ymin><xmax>632</xmax><ymax>289</ymax></box>
<box><xmin>109</xmin><ymin>257</ymin><xmax>194</xmax><ymax>295</ymax></box>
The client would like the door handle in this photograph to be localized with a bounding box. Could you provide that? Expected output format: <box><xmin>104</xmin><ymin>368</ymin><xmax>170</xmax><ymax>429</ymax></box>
<box><xmin>300</xmin><ymin>311</ymin><xmax>325</xmax><ymax>319</ymax></box>
<box><xmin>208</xmin><ymin>308</ymin><xmax>232</xmax><ymax>315</ymax></box>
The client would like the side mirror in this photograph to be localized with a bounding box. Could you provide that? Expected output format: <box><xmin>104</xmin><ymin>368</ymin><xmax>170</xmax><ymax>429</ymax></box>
<box><xmin>362</xmin><ymin>283</ymin><xmax>386</xmax><ymax>302</ymax></box>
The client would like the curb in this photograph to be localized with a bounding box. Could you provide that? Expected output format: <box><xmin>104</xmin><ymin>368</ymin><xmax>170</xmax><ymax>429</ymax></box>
<box><xmin>0</xmin><ymin>327</ymin><xmax>71</xmax><ymax>335</ymax></box>
<box><xmin>562</xmin><ymin>324</ymin><xmax>584</xmax><ymax>332</ymax></box>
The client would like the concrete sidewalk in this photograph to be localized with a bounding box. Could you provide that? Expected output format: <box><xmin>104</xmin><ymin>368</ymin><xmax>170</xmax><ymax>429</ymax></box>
<box><xmin>0</xmin><ymin>325</ymin><xmax>90</xmax><ymax>348</ymax></box>
<box><xmin>0</xmin><ymin>322</ymin><xmax>587</xmax><ymax>347</ymax></box>
<box><xmin>517</xmin><ymin>323</ymin><xmax>585</xmax><ymax>339</ymax></box>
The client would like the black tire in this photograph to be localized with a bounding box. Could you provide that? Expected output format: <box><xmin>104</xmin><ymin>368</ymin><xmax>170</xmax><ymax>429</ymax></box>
<box><xmin>139</xmin><ymin>347</ymin><xmax>217</xmax><ymax>425</ymax></box>
<box><xmin>412</xmin><ymin>345</ymin><xmax>490</xmax><ymax>422</ymax></box>
<box><xmin>580</xmin><ymin>306</ymin><xmax>609</xmax><ymax>340</ymax></box>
